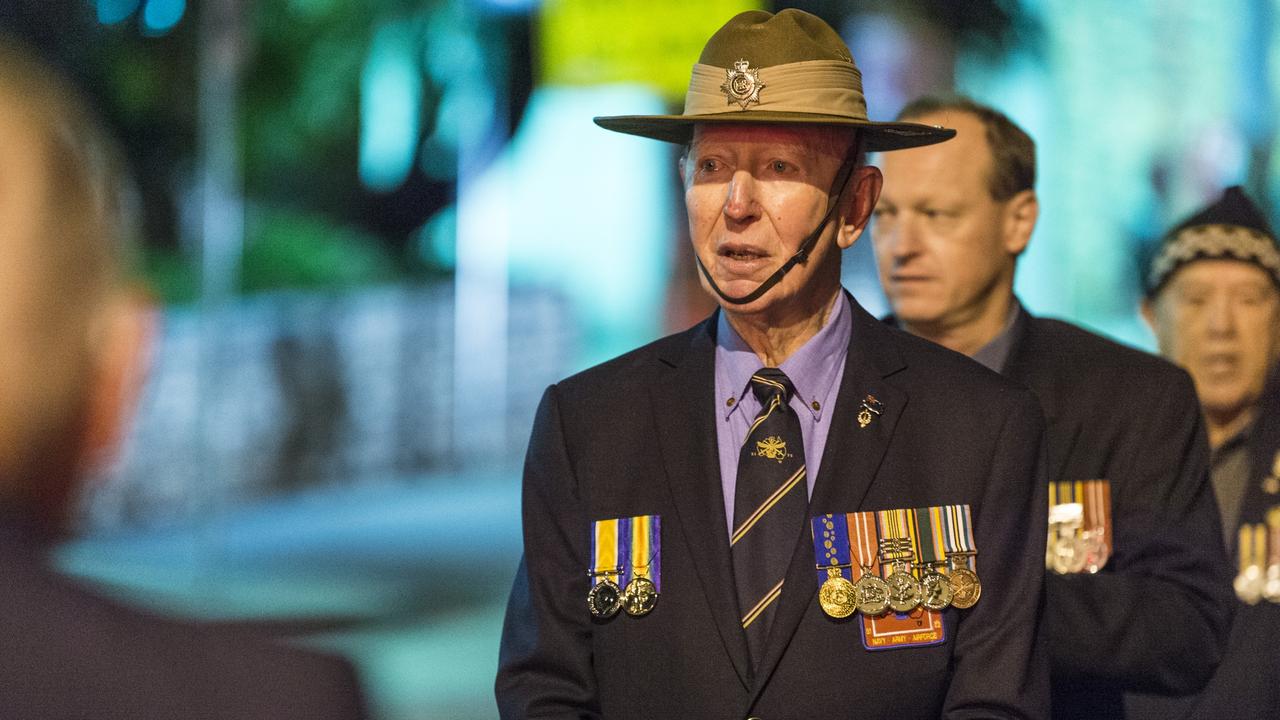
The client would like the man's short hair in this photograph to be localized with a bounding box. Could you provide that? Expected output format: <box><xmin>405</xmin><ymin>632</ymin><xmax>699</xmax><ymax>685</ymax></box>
<box><xmin>896</xmin><ymin>95</ymin><xmax>1035</xmax><ymax>202</ymax></box>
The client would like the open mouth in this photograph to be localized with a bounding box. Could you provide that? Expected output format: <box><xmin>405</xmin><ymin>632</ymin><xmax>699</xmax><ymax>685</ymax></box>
<box><xmin>719</xmin><ymin>245</ymin><xmax>767</xmax><ymax>261</ymax></box>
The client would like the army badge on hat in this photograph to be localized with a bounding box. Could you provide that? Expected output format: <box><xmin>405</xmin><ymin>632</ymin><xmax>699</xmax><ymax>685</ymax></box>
<box><xmin>720</xmin><ymin>59</ymin><xmax>764</xmax><ymax>109</ymax></box>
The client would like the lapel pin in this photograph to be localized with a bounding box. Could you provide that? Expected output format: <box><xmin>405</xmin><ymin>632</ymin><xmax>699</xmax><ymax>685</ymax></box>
<box><xmin>857</xmin><ymin>394</ymin><xmax>883</xmax><ymax>429</ymax></box>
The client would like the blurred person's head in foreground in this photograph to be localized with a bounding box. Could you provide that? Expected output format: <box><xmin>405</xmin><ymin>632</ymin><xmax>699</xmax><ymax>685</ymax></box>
<box><xmin>0</xmin><ymin>35</ymin><xmax>150</xmax><ymax>540</ymax></box>
<box><xmin>1142</xmin><ymin>186</ymin><xmax>1280</xmax><ymax>447</ymax></box>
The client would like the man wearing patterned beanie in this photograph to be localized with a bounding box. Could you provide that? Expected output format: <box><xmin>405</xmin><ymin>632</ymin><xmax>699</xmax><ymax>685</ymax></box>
<box><xmin>1135</xmin><ymin>185</ymin><xmax>1280</xmax><ymax>718</ymax></box>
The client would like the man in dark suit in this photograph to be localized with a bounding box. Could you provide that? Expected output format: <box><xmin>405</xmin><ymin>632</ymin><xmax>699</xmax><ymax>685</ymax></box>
<box><xmin>0</xmin><ymin>36</ymin><xmax>366</xmax><ymax>719</ymax></box>
<box><xmin>872</xmin><ymin>96</ymin><xmax>1233</xmax><ymax>718</ymax></box>
<box><xmin>497</xmin><ymin>11</ymin><xmax>1050</xmax><ymax>719</ymax></box>
<box><xmin>1131</xmin><ymin>186</ymin><xmax>1280</xmax><ymax>718</ymax></box>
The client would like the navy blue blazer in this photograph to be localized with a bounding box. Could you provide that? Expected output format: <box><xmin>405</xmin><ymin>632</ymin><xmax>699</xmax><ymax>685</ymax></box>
<box><xmin>497</xmin><ymin>296</ymin><xmax>1050</xmax><ymax>719</ymax></box>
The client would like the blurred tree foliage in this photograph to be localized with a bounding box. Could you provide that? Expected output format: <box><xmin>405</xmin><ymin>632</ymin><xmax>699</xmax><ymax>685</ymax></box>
<box><xmin>4</xmin><ymin>0</ymin><xmax>534</xmax><ymax>304</ymax></box>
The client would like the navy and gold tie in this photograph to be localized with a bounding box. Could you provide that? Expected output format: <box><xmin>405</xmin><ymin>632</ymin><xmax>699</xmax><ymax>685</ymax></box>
<box><xmin>731</xmin><ymin>368</ymin><xmax>808</xmax><ymax>669</ymax></box>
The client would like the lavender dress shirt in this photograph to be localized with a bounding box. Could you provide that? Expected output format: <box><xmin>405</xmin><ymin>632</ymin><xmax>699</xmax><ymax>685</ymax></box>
<box><xmin>713</xmin><ymin>292</ymin><xmax>852</xmax><ymax>537</ymax></box>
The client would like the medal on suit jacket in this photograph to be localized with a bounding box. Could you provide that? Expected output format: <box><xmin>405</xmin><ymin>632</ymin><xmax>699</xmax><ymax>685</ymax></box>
<box><xmin>811</xmin><ymin>514</ymin><xmax>857</xmax><ymax>619</ymax></box>
<box><xmin>588</xmin><ymin>574</ymin><xmax>623</xmax><ymax>619</ymax></box>
<box><xmin>1235</xmin><ymin>521</ymin><xmax>1265</xmax><ymax>605</ymax></box>
<box><xmin>858</xmin><ymin>509</ymin><xmax>947</xmax><ymax>651</ymax></box>
<box><xmin>914</xmin><ymin>506</ymin><xmax>953</xmax><ymax>611</ymax></box>
<box><xmin>876</xmin><ymin>512</ymin><xmax>922</xmax><ymax>614</ymax></box>
<box><xmin>845</xmin><ymin>511</ymin><xmax>891</xmax><ymax>616</ymax></box>
<box><xmin>622</xmin><ymin>515</ymin><xmax>661</xmax><ymax>616</ymax></box>
<box><xmin>1047</xmin><ymin>480</ymin><xmax>1112</xmax><ymax>575</ymax></box>
<box><xmin>589</xmin><ymin>515</ymin><xmax>663</xmax><ymax>619</ymax></box>
<box><xmin>941</xmin><ymin>504</ymin><xmax>982</xmax><ymax>609</ymax></box>
<box><xmin>1047</xmin><ymin>502</ymin><xmax>1086</xmax><ymax>574</ymax></box>
<box><xmin>1263</xmin><ymin>452</ymin><xmax>1280</xmax><ymax>495</ymax></box>
<box><xmin>1263</xmin><ymin>507</ymin><xmax>1280</xmax><ymax>604</ymax></box>
<box><xmin>589</xmin><ymin>517</ymin><xmax>626</xmax><ymax>619</ymax></box>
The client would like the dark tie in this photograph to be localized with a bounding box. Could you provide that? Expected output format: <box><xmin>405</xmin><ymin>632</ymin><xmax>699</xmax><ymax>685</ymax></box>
<box><xmin>731</xmin><ymin>367</ymin><xmax>808</xmax><ymax>670</ymax></box>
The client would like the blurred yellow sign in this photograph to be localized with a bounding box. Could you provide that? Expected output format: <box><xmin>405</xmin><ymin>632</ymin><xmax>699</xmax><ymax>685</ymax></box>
<box><xmin>539</xmin><ymin>0</ymin><xmax>763</xmax><ymax>99</ymax></box>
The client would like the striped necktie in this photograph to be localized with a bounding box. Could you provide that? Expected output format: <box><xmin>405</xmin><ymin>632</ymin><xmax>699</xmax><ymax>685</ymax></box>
<box><xmin>731</xmin><ymin>367</ymin><xmax>808</xmax><ymax>669</ymax></box>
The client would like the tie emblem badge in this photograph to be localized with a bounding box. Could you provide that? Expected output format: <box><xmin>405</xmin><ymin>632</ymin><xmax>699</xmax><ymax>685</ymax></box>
<box><xmin>754</xmin><ymin>435</ymin><xmax>792</xmax><ymax>462</ymax></box>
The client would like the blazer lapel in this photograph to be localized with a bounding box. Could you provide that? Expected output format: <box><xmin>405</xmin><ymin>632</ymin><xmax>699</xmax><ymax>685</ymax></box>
<box><xmin>650</xmin><ymin>315</ymin><xmax>752</xmax><ymax>689</ymax></box>
<box><xmin>750</xmin><ymin>296</ymin><xmax>910</xmax><ymax>700</ymax></box>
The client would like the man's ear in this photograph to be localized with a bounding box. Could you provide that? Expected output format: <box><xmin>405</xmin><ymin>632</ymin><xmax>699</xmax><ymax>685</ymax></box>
<box><xmin>1139</xmin><ymin>297</ymin><xmax>1158</xmax><ymax>336</ymax></box>
<box><xmin>78</xmin><ymin>288</ymin><xmax>155</xmax><ymax>476</ymax></box>
<box><xmin>837</xmin><ymin>165</ymin><xmax>883</xmax><ymax>250</ymax></box>
<box><xmin>1002</xmin><ymin>189</ymin><xmax>1038</xmax><ymax>256</ymax></box>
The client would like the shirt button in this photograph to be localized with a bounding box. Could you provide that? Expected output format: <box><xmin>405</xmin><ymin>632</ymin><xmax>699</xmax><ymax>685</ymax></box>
<box><xmin>726</xmin><ymin>397</ymin><xmax>736</xmax><ymax>407</ymax></box>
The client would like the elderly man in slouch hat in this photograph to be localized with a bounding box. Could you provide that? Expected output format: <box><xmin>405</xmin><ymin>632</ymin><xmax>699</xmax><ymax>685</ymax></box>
<box><xmin>496</xmin><ymin>11</ymin><xmax>1049</xmax><ymax>718</ymax></box>
<box><xmin>872</xmin><ymin>95</ymin><xmax>1231</xmax><ymax>719</ymax></box>
<box><xmin>1131</xmin><ymin>186</ymin><xmax>1280</xmax><ymax>718</ymax></box>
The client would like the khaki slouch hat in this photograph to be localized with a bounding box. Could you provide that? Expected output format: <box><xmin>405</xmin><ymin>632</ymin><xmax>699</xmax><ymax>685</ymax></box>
<box><xmin>594</xmin><ymin>8</ymin><xmax>955</xmax><ymax>151</ymax></box>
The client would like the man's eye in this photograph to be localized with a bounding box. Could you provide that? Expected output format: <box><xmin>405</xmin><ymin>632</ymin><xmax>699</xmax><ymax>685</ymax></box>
<box><xmin>770</xmin><ymin>160</ymin><xmax>792</xmax><ymax>174</ymax></box>
<box><xmin>699</xmin><ymin>159</ymin><xmax>721</xmax><ymax>173</ymax></box>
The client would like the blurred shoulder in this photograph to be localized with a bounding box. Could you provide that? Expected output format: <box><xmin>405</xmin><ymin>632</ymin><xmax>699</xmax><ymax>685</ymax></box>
<box><xmin>1022</xmin><ymin>316</ymin><xmax>1191</xmax><ymax>384</ymax></box>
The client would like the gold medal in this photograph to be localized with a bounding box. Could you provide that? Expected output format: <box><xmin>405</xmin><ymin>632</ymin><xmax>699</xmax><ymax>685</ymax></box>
<box><xmin>622</xmin><ymin>576</ymin><xmax>658</xmax><ymax>616</ymax></box>
<box><xmin>885</xmin><ymin>568</ymin><xmax>922</xmax><ymax>613</ymax></box>
<box><xmin>854</xmin><ymin>567</ymin><xmax>891</xmax><ymax>616</ymax></box>
<box><xmin>588</xmin><ymin>578</ymin><xmax>622</xmax><ymax>619</ymax></box>
<box><xmin>947</xmin><ymin>567</ymin><xmax>982</xmax><ymax>609</ymax></box>
<box><xmin>819</xmin><ymin>567</ymin><xmax>857</xmax><ymax>619</ymax></box>
<box><xmin>920</xmin><ymin>567</ymin><xmax>953</xmax><ymax>611</ymax></box>
<box><xmin>1263</xmin><ymin>565</ymin><xmax>1280</xmax><ymax>604</ymax></box>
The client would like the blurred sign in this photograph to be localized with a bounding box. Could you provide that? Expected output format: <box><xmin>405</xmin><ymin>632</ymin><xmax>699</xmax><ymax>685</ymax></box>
<box><xmin>539</xmin><ymin>0</ymin><xmax>762</xmax><ymax>99</ymax></box>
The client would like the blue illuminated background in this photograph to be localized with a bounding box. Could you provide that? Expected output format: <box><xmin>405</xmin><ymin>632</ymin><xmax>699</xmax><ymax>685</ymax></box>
<box><xmin>4</xmin><ymin>1</ymin><xmax>1276</xmax><ymax>718</ymax></box>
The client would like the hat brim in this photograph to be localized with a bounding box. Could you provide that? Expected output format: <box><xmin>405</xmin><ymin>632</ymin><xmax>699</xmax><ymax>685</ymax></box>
<box><xmin>593</xmin><ymin>111</ymin><xmax>955</xmax><ymax>151</ymax></box>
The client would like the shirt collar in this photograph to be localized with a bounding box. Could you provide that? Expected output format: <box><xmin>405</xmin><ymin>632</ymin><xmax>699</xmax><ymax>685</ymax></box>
<box><xmin>971</xmin><ymin>299</ymin><xmax>1026</xmax><ymax>373</ymax></box>
<box><xmin>716</xmin><ymin>292</ymin><xmax>852</xmax><ymax>422</ymax></box>
<box><xmin>1212</xmin><ymin>422</ymin><xmax>1253</xmax><ymax>466</ymax></box>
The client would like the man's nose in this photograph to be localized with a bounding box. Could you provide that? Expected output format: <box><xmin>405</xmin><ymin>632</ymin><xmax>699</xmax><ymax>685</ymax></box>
<box><xmin>722</xmin><ymin>170</ymin><xmax>760</xmax><ymax>222</ymax></box>
<box><xmin>1205</xmin><ymin>295</ymin><xmax>1237</xmax><ymax>336</ymax></box>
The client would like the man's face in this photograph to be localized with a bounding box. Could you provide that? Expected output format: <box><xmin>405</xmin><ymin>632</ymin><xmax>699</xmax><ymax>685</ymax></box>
<box><xmin>870</xmin><ymin>111</ymin><xmax>1028</xmax><ymax>332</ymax></box>
<box><xmin>1145</xmin><ymin>259</ymin><xmax>1280</xmax><ymax>421</ymax></box>
<box><xmin>682</xmin><ymin>124</ymin><xmax>877</xmax><ymax>321</ymax></box>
